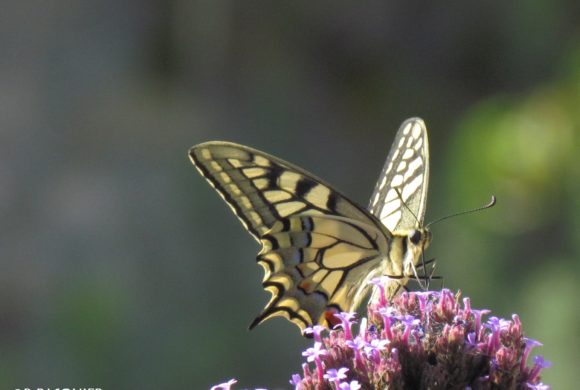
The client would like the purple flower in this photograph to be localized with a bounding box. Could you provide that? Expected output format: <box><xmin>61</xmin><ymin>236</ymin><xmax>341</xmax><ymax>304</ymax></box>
<box><xmin>303</xmin><ymin>325</ymin><xmax>325</xmax><ymax>343</ymax></box>
<box><xmin>526</xmin><ymin>383</ymin><xmax>551</xmax><ymax>390</ymax></box>
<box><xmin>334</xmin><ymin>311</ymin><xmax>357</xmax><ymax>323</ymax></box>
<box><xmin>210</xmin><ymin>378</ymin><xmax>237</xmax><ymax>390</ymax></box>
<box><xmin>324</xmin><ymin>367</ymin><xmax>349</xmax><ymax>388</ymax></box>
<box><xmin>485</xmin><ymin>316</ymin><xmax>500</xmax><ymax>330</ymax></box>
<box><xmin>521</xmin><ymin>338</ymin><xmax>543</xmax><ymax>371</ymax></box>
<box><xmin>533</xmin><ymin>355</ymin><xmax>552</xmax><ymax>369</ymax></box>
<box><xmin>334</xmin><ymin>312</ymin><xmax>357</xmax><ymax>340</ymax></box>
<box><xmin>302</xmin><ymin>342</ymin><xmax>327</xmax><ymax>384</ymax></box>
<box><xmin>462</xmin><ymin>297</ymin><xmax>472</xmax><ymax>316</ymax></box>
<box><xmin>324</xmin><ymin>367</ymin><xmax>349</xmax><ymax>381</ymax></box>
<box><xmin>378</xmin><ymin>306</ymin><xmax>397</xmax><ymax>340</ymax></box>
<box><xmin>338</xmin><ymin>380</ymin><xmax>361</xmax><ymax>390</ymax></box>
<box><xmin>528</xmin><ymin>355</ymin><xmax>552</xmax><ymax>382</ymax></box>
<box><xmin>398</xmin><ymin>314</ymin><xmax>420</xmax><ymax>344</ymax></box>
<box><xmin>364</xmin><ymin>338</ymin><xmax>389</xmax><ymax>354</ymax></box>
<box><xmin>416</xmin><ymin>291</ymin><xmax>434</xmax><ymax>321</ymax></box>
<box><xmin>364</xmin><ymin>337</ymin><xmax>389</xmax><ymax>365</ymax></box>
<box><xmin>369</xmin><ymin>276</ymin><xmax>389</xmax><ymax>306</ymax></box>
<box><xmin>467</xmin><ymin>332</ymin><xmax>477</xmax><ymax>345</ymax></box>
<box><xmin>485</xmin><ymin>316</ymin><xmax>502</xmax><ymax>354</ymax></box>
<box><xmin>302</xmin><ymin>342</ymin><xmax>327</xmax><ymax>362</ymax></box>
<box><xmin>435</xmin><ymin>288</ymin><xmax>457</xmax><ymax>320</ymax></box>
<box><xmin>345</xmin><ymin>336</ymin><xmax>366</xmax><ymax>351</ymax></box>
<box><xmin>345</xmin><ymin>336</ymin><xmax>366</xmax><ymax>368</ymax></box>
<box><xmin>470</xmin><ymin>308</ymin><xmax>491</xmax><ymax>342</ymax></box>
<box><xmin>289</xmin><ymin>373</ymin><xmax>302</xmax><ymax>389</ymax></box>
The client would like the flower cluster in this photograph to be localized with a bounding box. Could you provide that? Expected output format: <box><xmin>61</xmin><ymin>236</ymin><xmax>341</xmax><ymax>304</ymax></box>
<box><xmin>290</xmin><ymin>286</ymin><xmax>551</xmax><ymax>390</ymax></box>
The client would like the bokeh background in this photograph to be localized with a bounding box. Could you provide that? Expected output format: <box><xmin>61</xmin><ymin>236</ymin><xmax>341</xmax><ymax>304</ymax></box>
<box><xmin>1</xmin><ymin>1</ymin><xmax>579</xmax><ymax>389</ymax></box>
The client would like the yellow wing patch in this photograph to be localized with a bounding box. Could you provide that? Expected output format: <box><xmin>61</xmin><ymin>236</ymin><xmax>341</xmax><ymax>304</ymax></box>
<box><xmin>189</xmin><ymin>141</ymin><xmax>377</xmax><ymax>241</ymax></box>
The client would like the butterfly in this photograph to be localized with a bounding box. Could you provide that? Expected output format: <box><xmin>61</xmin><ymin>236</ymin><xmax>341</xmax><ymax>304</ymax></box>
<box><xmin>189</xmin><ymin>117</ymin><xmax>431</xmax><ymax>333</ymax></box>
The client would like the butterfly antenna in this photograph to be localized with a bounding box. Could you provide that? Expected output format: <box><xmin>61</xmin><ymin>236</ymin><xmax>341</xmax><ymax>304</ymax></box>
<box><xmin>426</xmin><ymin>195</ymin><xmax>496</xmax><ymax>228</ymax></box>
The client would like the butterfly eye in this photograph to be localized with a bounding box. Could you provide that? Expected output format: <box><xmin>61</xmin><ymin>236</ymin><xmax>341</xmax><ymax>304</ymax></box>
<box><xmin>409</xmin><ymin>230</ymin><xmax>422</xmax><ymax>245</ymax></box>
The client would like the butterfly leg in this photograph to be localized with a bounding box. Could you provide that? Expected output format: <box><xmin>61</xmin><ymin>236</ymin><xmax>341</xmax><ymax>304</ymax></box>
<box><xmin>405</xmin><ymin>257</ymin><xmax>441</xmax><ymax>291</ymax></box>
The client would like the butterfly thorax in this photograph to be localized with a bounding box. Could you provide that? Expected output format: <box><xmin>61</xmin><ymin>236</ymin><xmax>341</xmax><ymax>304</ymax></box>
<box><xmin>392</xmin><ymin>228</ymin><xmax>431</xmax><ymax>270</ymax></box>
<box><xmin>385</xmin><ymin>228</ymin><xmax>432</xmax><ymax>291</ymax></box>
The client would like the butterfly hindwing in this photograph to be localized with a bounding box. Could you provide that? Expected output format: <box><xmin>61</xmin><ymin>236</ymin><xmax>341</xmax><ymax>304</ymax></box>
<box><xmin>368</xmin><ymin>118</ymin><xmax>430</xmax><ymax>231</ymax></box>
<box><xmin>252</xmin><ymin>214</ymin><xmax>389</xmax><ymax>330</ymax></box>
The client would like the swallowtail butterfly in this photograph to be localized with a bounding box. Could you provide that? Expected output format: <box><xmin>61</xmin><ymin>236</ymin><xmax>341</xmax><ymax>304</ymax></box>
<box><xmin>189</xmin><ymin>118</ymin><xmax>431</xmax><ymax>333</ymax></box>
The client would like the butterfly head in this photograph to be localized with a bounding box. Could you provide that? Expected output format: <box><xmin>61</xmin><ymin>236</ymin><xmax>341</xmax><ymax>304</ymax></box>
<box><xmin>394</xmin><ymin>227</ymin><xmax>432</xmax><ymax>282</ymax></box>
<box><xmin>407</xmin><ymin>227</ymin><xmax>432</xmax><ymax>255</ymax></box>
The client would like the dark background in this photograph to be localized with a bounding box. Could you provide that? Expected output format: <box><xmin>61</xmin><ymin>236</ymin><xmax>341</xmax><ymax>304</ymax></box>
<box><xmin>1</xmin><ymin>1</ymin><xmax>578</xmax><ymax>389</ymax></box>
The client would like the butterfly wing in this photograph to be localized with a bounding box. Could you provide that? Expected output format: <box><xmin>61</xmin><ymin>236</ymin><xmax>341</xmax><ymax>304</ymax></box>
<box><xmin>189</xmin><ymin>142</ymin><xmax>391</xmax><ymax>331</ymax></box>
<box><xmin>252</xmin><ymin>214</ymin><xmax>389</xmax><ymax>330</ymax></box>
<box><xmin>368</xmin><ymin>118</ymin><xmax>430</xmax><ymax>231</ymax></box>
<box><xmin>190</xmin><ymin>141</ymin><xmax>378</xmax><ymax>241</ymax></box>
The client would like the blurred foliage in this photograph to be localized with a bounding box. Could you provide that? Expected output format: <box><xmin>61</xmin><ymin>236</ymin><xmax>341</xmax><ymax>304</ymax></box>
<box><xmin>0</xmin><ymin>1</ymin><xmax>578</xmax><ymax>389</ymax></box>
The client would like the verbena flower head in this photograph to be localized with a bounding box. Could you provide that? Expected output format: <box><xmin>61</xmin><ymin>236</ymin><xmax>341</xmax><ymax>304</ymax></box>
<box><xmin>290</xmin><ymin>288</ymin><xmax>551</xmax><ymax>389</ymax></box>
<box><xmin>211</xmin><ymin>288</ymin><xmax>551</xmax><ymax>389</ymax></box>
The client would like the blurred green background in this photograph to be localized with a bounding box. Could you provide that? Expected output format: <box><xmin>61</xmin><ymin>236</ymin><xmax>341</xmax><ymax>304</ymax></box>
<box><xmin>0</xmin><ymin>2</ymin><xmax>578</xmax><ymax>389</ymax></box>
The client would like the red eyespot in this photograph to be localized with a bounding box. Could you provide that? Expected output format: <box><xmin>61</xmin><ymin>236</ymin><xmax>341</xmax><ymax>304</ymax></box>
<box><xmin>324</xmin><ymin>307</ymin><xmax>341</xmax><ymax>328</ymax></box>
<box><xmin>299</xmin><ymin>281</ymin><xmax>313</xmax><ymax>293</ymax></box>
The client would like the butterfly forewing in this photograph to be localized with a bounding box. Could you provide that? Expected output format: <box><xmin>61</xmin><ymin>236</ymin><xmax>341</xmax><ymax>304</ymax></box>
<box><xmin>368</xmin><ymin>118</ymin><xmax>430</xmax><ymax>231</ymax></box>
<box><xmin>190</xmin><ymin>142</ymin><xmax>376</xmax><ymax>241</ymax></box>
